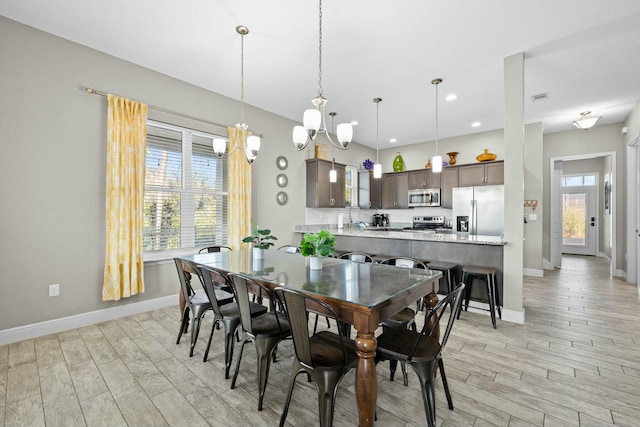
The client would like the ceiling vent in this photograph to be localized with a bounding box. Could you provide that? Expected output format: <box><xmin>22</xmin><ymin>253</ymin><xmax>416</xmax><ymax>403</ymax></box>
<box><xmin>531</xmin><ymin>92</ymin><xmax>549</xmax><ymax>102</ymax></box>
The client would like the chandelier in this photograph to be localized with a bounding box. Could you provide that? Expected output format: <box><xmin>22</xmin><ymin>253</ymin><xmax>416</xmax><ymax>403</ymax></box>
<box><xmin>431</xmin><ymin>78</ymin><xmax>443</xmax><ymax>173</ymax></box>
<box><xmin>292</xmin><ymin>0</ymin><xmax>353</xmax><ymax>151</ymax></box>
<box><xmin>212</xmin><ymin>25</ymin><xmax>260</xmax><ymax>164</ymax></box>
<box><xmin>572</xmin><ymin>111</ymin><xmax>601</xmax><ymax>130</ymax></box>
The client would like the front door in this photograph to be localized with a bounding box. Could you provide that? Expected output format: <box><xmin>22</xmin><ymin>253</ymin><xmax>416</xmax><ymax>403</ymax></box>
<box><xmin>561</xmin><ymin>186</ymin><xmax>597</xmax><ymax>256</ymax></box>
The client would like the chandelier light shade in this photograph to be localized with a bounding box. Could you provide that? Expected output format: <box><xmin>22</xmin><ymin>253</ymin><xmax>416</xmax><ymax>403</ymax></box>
<box><xmin>431</xmin><ymin>78</ymin><xmax>443</xmax><ymax>173</ymax></box>
<box><xmin>373</xmin><ymin>98</ymin><xmax>382</xmax><ymax>179</ymax></box>
<box><xmin>292</xmin><ymin>0</ymin><xmax>353</xmax><ymax>152</ymax></box>
<box><xmin>212</xmin><ymin>25</ymin><xmax>260</xmax><ymax>164</ymax></box>
<box><xmin>572</xmin><ymin>111</ymin><xmax>601</xmax><ymax>130</ymax></box>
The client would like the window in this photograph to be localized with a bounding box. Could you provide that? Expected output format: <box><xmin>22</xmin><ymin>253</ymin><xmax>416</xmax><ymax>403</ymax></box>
<box><xmin>562</xmin><ymin>174</ymin><xmax>596</xmax><ymax>187</ymax></box>
<box><xmin>345</xmin><ymin>165</ymin><xmax>358</xmax><ymax>207</ymax></box>
<box><xmin>143</xmin><ymin>121</ymin><xmax>227</xmax><ymax>259</ymax></box>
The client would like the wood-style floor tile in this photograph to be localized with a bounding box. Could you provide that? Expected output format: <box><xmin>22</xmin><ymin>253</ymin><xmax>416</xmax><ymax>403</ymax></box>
<box><xmin>79</xmin><ymin>391</ymin><xmax>127</xmax><ymax>427</ymax></box>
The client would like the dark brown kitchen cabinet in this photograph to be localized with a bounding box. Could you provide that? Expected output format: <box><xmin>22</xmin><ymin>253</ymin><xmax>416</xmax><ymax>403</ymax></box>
<box><xmin>358</xmin><ymin>170</ymin><xmax>382</xmax><ymax>209</ymax></box>
<box><xmin>408</xmin><ymin>169</ymin><xmax>441</xmax><ymax>190</ymax></box>
<box><xmin>440</xmin><ymin>167</ymin><xmax>459</xmax><ymax>208</ymax></box>
<box><xmin>306</xmin><ymin>159</ymin><xmax>345</xmax><ymax>208</ymax></box>
<box><xmin>457</xmin><ymin>161</ymin><xmax>504</xmax><ymax>187</ymax></box>
<box><xmin>381</xmin><ymin>172</ymin><xmax>409</xmax><ymax>209</ymax></box>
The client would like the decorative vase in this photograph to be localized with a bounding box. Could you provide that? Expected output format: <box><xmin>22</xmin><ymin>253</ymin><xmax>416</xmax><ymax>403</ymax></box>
<box><xmin>476</xmin><ymin>148</ymin><xmax>497</xmax><ymax>162</ymax></box>
<box><xmin>252</xmin><ymin>258</ymin><xmax>264</xmax><ymax>272</ymax></box>
<box><xmin>309</xmin><ymin>268</ymin><xmax>322</xmax><ymax>282</ymax></box>
<box><xmin>446</xmin><ymin>152</ymin><xmax>459</xmax><ymax>165</ymax></box>
<box><xmin>393</xmin><ymin>152</ymin><xmax>405</xmax><ymax>172</ymax></box>
<box><xmin>425</xmin><ymin>159</ymin><xmax>432</xmax><ymax>169</ymax></box>
<box><xmin>253</xmin><ymin>247</ymin><xmax>264</xmax><ymax>260</ymax></box>
<box><xmin>309</xmin><ymin>256</ymin><xmax>323</xmax><ymax>270</ymax></box>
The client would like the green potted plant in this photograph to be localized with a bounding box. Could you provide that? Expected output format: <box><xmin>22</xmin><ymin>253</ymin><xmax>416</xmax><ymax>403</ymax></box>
<box><xmin>300</xmin><ymin>230</ymin><xmax>335</xmax><ymax>269</ymax></box>
<box><xmin>243</xmin><ymin>223</ymin><xmax>277</xmax><ymax>260</ymax></box>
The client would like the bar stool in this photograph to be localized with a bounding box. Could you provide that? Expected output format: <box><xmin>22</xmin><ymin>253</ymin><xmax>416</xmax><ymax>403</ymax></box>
<box><xmin>426</xmin><ymin>261</ymin><xmax>458</xmax><ymax>295</ymax></box>
<box><xmin>460</xmin><ymin>265</ymin><xmax>501</xmax><ymax>329</ymax></box>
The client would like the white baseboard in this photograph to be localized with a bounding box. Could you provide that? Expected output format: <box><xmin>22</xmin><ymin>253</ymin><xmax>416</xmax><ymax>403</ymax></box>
<box><xmin>463</xmin><ymin>303</ymin><xmax>525</xmax><ymax>325</ymax></box>
<box><xmin>0</xmin><ymin>294</ymin><xmax>179</xmax><ymax>346</ymax></box>
<box><xmin>614</xmin><ymin>269</ymin><xmax>627</xmax><ymax>278</ymax></box>
<box><xmin>523</xmin><ymin>268</ymin><xmax>544</xmax><ymax>277</ymax></box>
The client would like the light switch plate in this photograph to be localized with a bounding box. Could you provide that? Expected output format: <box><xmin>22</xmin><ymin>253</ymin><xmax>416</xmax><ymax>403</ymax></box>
<box><xmin>49</xmin><ymin>283</ymin><xmax>60</xmax><ymax>297</ymax></box>
<box><xmin>528</xmin><ymin>213</ymin><xmax>537</xmax><ymax>221</ymax></box>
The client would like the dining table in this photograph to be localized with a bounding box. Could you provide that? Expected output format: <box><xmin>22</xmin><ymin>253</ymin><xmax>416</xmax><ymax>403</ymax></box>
<box><xmin>178</xmin><ymin>249</ymin><xmax>441</xmax><ymax>427</ymax></box>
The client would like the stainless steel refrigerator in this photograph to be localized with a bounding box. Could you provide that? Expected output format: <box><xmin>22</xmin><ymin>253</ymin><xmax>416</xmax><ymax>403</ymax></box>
<box><xmin>452</xmin><ymin>185</ymin><xmax>504</xmax><ymax>236</ymax></box>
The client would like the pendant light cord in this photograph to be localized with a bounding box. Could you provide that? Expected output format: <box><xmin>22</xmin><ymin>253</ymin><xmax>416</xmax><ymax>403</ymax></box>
<box><xmin>434</xmin><ymin>80</ymin><xmax>439</xmax><ymax>155</ymax></box>
<box><xmin>240</xmin><ymin>31</ymin><xmax>245</xmax><ymax>126</ymax></box>
<box><xmin>376</xmin><ymin>100</ymin><xmax>380</xmax><ymax>163</ymax></box>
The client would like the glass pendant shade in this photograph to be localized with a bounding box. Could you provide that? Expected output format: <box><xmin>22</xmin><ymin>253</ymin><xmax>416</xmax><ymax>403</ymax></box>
<box><xmin>329</xmin><ymin>168</ymin><xmax>337</xmax><ymax>182</ymax></box>
<box><xmin>213</xmin><ymin>138</ymin><xmax>227</xmax><ymax>157</ymax></box>
<box><xmin>292</xmin><ymin>126</ymin><xmax>308</xmax><ymax>150</ymax></box>
<box><xmin>572</xmin><ymin>112</ymin><xmax>600</xmax><ymax>130</ymax></box>
<box><xmin>336</xmin><ymin>123</ymin><xmax>353</xmax><ymax>148</ymax></box>
<box><xmin>373</xmin><ymin>163</ymin><xmax>382</xmax><ymax>178</ymax></box>
<box><xmin>432</xmin><ymin>155</ymin><xmax>443</xmax><ymax>173</ymax></box>
<box><xmin>303</xmin><ymin>109</ymin><xmax>322</xmax><ymax>133</ymax></box>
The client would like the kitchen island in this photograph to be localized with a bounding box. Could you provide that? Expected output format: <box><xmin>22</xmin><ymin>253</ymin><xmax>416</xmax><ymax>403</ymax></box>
<box><xmin>294</xmin><ymin>224</ymin><xmax>505</xmax><ymax>307</ymax></box>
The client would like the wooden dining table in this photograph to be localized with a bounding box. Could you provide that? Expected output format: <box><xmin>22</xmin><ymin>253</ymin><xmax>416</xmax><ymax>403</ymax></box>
<box><xmin>179</xmin><ymin>249</ymin><xmax>441</xmax><ymax>427</ymax></box>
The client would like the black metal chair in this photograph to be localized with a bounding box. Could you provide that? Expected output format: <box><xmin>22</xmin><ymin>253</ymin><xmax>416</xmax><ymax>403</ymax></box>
<box><xmin>376</xmin><ymin>283</ymin><xmax>466</xmax><ymax>427</ymax></box>
<box><xmin>174</xmin><ymin>258</ymin><xmax>233</xmax><ymax>357</ymax></box>
<box><xmin>228</xmin><ymin>273</ymin><xmax>291</xmax><ymax>411</ymax></box>
<box><xmin>199</xmin><ymin>245</ymin><xmax>232</xmax><ymax>253</ymax></box>
<box><xmin>338</xmin><ymin>251</ymin><xmax>374</xmax><ymax>263</ymax></box>
<box><xmin>198</xmin><ymin>264</ymin><xmax>267</xmax><ymax>378</ymax></box>
<box><xmin>275</xmin><ymin>287</ymin><xmax>358</xmax><ymax>427</ymax></box>
<box><xmin>277</xmin><ymin>244</ymin><xmax>301</xmax><ymax>254</ymax></box>
<box><xmin>378</xmin><ymin>256</ymin><xmax>428</xmax><ymax>385</ymax></box>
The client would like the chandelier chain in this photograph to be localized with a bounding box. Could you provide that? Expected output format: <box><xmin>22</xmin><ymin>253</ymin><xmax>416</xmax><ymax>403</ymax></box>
<box><xmin>318</xmin><ymin>0</ymin><xmax>324</xmax><ymax>97</ymax></box>
<box><xmin>239</xmin><ymin>31</ymin><xmax>245</xmax><ymax>125</ymax></box>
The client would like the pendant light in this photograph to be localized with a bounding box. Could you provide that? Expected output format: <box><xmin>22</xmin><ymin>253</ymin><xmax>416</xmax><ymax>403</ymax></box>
<box><xmin>292</xmin><ymin>0</ymin><xmax>353</xmax><ymax>152</ymax></box>
<box><xmin>572</xmin><ymin>111</ymin><xmax>601</xmax><ymax>130</ymax></box>
<box><xmin>373</xmin><ymin>98</ymin><xmax>382</xmax><ymax>179</ymax></box>
<box><xmin>431</xmin><ymin>78</ymin><xmax>443</xmax><ymax>173</ymax></box>
<box><xmin>329</xmin><ymin>112</ymin><xmax>337</xmax><ymax>183</ymax></box>
<box><xmin>212</xmin><ymin>25</ymin><xmax>260</xmax><ymax>164</ymax></box>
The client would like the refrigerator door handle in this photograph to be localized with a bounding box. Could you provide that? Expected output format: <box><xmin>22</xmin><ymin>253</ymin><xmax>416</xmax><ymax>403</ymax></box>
<box><xmin>470</xmin><ymin>200</ymin><xmax>477</xmax><ymax>235</ymax></box>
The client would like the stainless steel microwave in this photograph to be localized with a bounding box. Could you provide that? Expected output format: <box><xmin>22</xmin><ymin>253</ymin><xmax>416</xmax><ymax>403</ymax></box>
<box><xmin>408</xmin><ymin>188</ymin><xmax>441</xmax><ymax>207</ymax></box>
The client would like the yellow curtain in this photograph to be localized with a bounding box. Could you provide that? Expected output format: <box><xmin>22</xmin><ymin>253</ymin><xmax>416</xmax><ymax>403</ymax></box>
<box><xmin>102</xmin><ymin>94</ymin><xmax>148</xmax><ymax>301</ymax></box>
<box><xmin>227</xmin><ymin>126</ymin><xmax>252</xmax><ymax>250</ymax></box>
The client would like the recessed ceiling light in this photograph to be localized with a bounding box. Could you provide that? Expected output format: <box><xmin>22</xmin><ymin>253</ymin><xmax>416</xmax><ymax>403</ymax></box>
<box><xmin>445</xmin><ymin>94</ymin><xmax>457</xmax><ymax>101</ymax></box>
<box><xmin>471</xmin><ymin>121</ymin><xmax>481</xmax><ymax>127</ymax></box>
<box><xmin>389</xmin><ymin>138</ymin><xmax>397</xmax><ymax>143</ymax></box>
<box><xmin>350</xmin><ymin>121</ymin><xmax>359</xmax><ymax>126</ymax></box>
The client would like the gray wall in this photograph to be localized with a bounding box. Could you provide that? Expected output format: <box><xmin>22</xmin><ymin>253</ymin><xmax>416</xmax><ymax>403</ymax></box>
<box><xmin>0</xmin><ymin>17</ymin><xmax>375</xmax><ymax>330</ymax></box>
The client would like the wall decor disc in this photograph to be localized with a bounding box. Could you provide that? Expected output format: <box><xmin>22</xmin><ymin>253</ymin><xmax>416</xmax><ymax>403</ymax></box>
<box><xmin>276</xmin><ymin>173</ymin><xmax>288</xmax><ymax>187</ymax></box>
<box><xmin>276</xmin><ymin>191</ymin><xmax>288</xmax><ymax>205</ymax></box>
<box><xmin>276</xmin><ymin>156</ymin><xmax>288</xmax><ymax>170</ymax></box>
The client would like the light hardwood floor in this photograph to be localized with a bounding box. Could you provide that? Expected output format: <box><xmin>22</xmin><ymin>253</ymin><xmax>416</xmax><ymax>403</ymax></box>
<box><xmin>2</xmin><ymin>255</ymin><xmax>639</xmax><ymax>426</ymax></box>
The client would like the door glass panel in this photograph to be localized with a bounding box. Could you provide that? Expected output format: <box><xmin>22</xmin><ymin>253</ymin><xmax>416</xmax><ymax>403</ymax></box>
<box><xmin>562</xmin><ymin>192</ymin><xmax>586</xmax><ymax>247</ymax></box>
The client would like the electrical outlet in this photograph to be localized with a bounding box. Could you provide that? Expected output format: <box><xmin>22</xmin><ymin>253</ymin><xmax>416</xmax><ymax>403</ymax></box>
<box><xmin>49</xmin><ymin>283</ymin><xmax>60</xmax><ymax>297</ymax></box>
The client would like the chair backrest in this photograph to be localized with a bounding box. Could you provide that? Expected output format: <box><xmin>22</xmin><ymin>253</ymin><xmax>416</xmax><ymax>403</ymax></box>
<box><xmin>228</xmin><ymin>273</ymin><xmax>282</xmax><ymax>335</ymax></box>
<box><xmin>278</xmin><ymin>245</ymin><xmax>301</xmax><ymax>254</ymax></box>
<box><xmin>199</xmin><ymin>245</ymin><xmax>232</xmax><ymax>253</ymax></box>
<box><xmin>379</xmin><ymin>257</ymin><xmax>427</xmax><ymax>269</ymax></box>
<box><xmin>274</xmin><ymin>287</ymin><xmax>349</xmax><ymax>368</ymax></box>
<box><xmin>174</xmin><ymin>258</ymin><xmax>197</xmax><ymax>302</ymax></box>
<box><xmin>338</xmin><ymin>252</ymin><xmax>374</xmax><ymax>263</ymax></box>
<box><xmin>199</xmin><ymin>264</ymin><xmax>232</xmax><ymax>314</ymax></box>
<box><xmin>409</xmin><ymin>283</ymin><xmax>465</xmax><ymax>360</ymax></box>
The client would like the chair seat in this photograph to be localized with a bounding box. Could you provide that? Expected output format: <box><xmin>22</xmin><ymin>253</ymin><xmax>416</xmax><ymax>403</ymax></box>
<box><xmin>219</xmin><ymin>300</ymin><xmax>266</xmax><ymax>318</ymax></box>
<box><xmin>251</xmin><ymin>311</ymin><xmax>290</xmax><ymax>336</ymax></box>
<box><xmin>462</xmin><ymin>265</ymin><xmax>496</xmax><ymax>275</ymax></box>
<box><xmin>214</xmin><ymin>288</ymin><xmax>234</xmax><ymax>305</ymax></box>
<box><xmin>309</xmin><ymin>331</ymin><xmax>358</xmax><ymax>367</ymax></box>
<box><xmin>381</xmin><ymin>307</ymin><xmax>415</xmax><ymax>328</ymax></box>
<box><xmin>427</xmin><ymin>261</ymin><xmax>457</xmax><ymax>270</ymax></box>
<box><xmin>377</xmin><ymin>327</ymin><xmax>441</xmax><ymax>363</ymax></box>
<box><xmin>189</xmin><ymin>292</ymin><xmax>211</xmax><ymax>306</ymax></box>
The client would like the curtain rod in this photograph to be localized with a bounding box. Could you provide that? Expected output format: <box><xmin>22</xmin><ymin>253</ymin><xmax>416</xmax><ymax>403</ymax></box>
<box><xmin>84</xmin><ymin>87</ymin><xmax>264</xmax><ymax>137</ymax></box>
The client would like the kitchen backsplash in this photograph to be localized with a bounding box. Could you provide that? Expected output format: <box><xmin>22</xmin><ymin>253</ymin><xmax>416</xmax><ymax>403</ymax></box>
<box><xmin>305</xmin><ymin>206</ymin><xmax>453</xmax><ymax>226</ymax></box>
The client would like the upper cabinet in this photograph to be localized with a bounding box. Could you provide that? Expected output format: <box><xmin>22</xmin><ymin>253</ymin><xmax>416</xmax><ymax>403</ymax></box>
<box><xmin>382</xmin><ymin>172</ymin><xmax>409</xmax><ymax>209</ymax></box>
<box><xmin>358</xmin><ymin>170</ymin><xmax>382</xmax><ymax>209</ymax></box>
<box><xmin>306</xmin><ymin>159</ymin><xmax>345</xmax><ymax>208</ymax></box>
<box><xmin>440</xmin><ymin>167</ymin><xmax>459</xmax><ymax>209</ymax></box>
<box><xmin>457</xmin><ymin>161</ymin><xmax>504</xmax><ymax>187</ymax></box>
<box><xmin>408</xmin><ymin>169</ymin><xmax>441</xmax><ymax>190</ymax></box>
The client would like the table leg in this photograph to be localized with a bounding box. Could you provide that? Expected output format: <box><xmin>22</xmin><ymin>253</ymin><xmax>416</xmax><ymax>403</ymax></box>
<box><xmin>355</xmin><ymin>331</ymin><xmax>377</xmax><ymax>427</ymax></box>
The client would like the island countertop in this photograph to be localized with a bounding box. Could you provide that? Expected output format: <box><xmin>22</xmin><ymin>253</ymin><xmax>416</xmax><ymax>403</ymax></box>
<box><xmin>294</xmin><ymin>225</ymin><xmax>505</xmax><ymax>246</ymax></box>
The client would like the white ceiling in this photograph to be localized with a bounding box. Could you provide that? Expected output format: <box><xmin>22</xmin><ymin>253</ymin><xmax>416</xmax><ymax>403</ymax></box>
<box><xmin>2</xmin><ymin>0</ymin><xmax>640</xmax><ymax>149</ymax></box>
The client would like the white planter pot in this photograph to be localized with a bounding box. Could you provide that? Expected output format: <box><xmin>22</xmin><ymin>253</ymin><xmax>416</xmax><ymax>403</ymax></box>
<box><xmin>309</xmin><ymin>256</ymin><xmax>323</xmax><ymax>270</ymax></box>
<box><xmin>253</xmin><ymin>247</ymin><xmax>264</xmax><ymax>260</ymax></box>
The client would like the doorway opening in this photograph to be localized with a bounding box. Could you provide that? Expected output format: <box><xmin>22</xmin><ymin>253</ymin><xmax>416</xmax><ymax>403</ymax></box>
<box><xmin>561</xmin><ymin>175</ymin><xmax>598</xmax><ymax>256</ymax></box>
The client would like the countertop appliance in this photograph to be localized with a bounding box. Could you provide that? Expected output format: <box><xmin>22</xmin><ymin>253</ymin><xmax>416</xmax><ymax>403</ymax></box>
<box><xmin>408</xmin><ymin>188</ymin><xmax>441</xmax><ymax>207</ymax></box>
<box><xmin>404</xmin><ymin>215</ymin><xmax>446</xmax><ymax>230</ymax></box>
<box><xmin>372</xmin><ymin>213</ymin><xmax>389</xmax><ymax>227</ymax></box>
<box><xmin>452</xmin><ymin>185</ymin><xmax>504</xmax><ymax>236</ymax></box>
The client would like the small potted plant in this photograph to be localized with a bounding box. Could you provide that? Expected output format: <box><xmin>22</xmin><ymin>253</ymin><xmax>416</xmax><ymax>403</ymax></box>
<box><xmin>243</xmin><ymin>223</ymin><xmax>278</xmax><ymax>260</ymax></box>
<box><xmin>300</xmin><ymin>230</ymin><xmax>335</xmax><ymax>270</ymax></box>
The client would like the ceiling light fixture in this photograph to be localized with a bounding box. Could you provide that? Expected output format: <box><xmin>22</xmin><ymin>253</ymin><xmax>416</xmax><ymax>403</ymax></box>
<box><xmin>572</xmin><ymin>111</ymin><xmax>601</xmax><ymax>130</ymax></box>
<box><xmin>431</xmin><ymin>78</ymin><xmax>443</xmax><ymax>173</ymax></box>
<box><xmin>445</xmin><ymin>94</ymin><xmax>457</xmax><ymax>101</ymax></box>
<box><xmin>212</xmin><ymin>25</ymin><xmax>260</xmax><ymax>164</ymax></box>
<box><xmin>292</xmin><ymin>0</ymin><xmax>353</xmax><ymax>152</ymax></box>
<box><xmin>373</xmin><ymin>98</ymin><xmax>382</xmax><ymax>179</ymax></box>
<box><xmin>329</xmin><ymin>112</ymin><xmax>337</xmax><ymax>183</ymax></box>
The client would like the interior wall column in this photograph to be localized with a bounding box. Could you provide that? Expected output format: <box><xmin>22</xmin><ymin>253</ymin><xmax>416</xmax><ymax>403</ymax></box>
<box><xmin>503</xmin><ymin>52</ymin><xmax>525</xmax><ymax>323</ymax></box>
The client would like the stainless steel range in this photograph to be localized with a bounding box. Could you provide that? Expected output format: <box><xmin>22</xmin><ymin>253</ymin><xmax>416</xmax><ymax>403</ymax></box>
<box><xmin>404</xmin><ymin>216</ymin><xmax>446</xmax><ymax>231</ymax></box>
